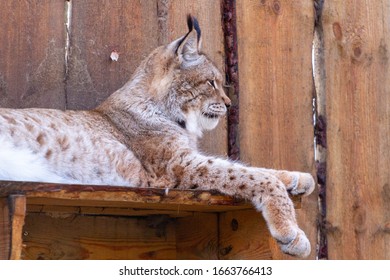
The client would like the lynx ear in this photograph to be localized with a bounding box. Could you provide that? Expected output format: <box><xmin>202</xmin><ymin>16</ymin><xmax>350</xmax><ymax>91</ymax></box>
<box><xmin>174</xmin><ymin>15</ymin><xmax>202</xmax><ymax>66</ymax></box>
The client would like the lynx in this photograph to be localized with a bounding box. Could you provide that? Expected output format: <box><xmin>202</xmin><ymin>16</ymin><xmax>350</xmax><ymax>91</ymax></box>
<box><xmin>0</xmin><ymin>16</ymin><xmax>315</xmax><ymax>258</ymax></box>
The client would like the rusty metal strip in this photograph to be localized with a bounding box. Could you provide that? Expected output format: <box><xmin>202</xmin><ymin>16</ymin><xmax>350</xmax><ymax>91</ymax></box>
<box><xmin>313</xmin><ymin>0</ymin><xmax>327</xmax><ymax>260</ymax></box>
<box><xmin>221</xmin><ymin>0</ymin><xmax>240</xmax><ymax>160</ymax></box>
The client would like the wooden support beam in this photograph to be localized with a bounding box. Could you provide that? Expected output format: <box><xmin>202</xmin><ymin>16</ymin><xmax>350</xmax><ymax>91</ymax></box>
<box><xmin>0</xmin><ymin>198</ymin><xmax>11</xmax><ymax>259</ymax></box>
<box><xmin>0</xmin><ymin>195</ymin><xmax>26</xmax><ymax>260</ymax></box>
<box><xmin>9</xmin><ymin>195</ymin><xmax>26</xmax><ymax>260</ymax></box>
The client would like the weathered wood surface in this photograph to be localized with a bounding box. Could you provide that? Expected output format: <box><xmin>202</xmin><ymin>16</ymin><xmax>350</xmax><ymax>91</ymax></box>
<box><xmin>27</xmin><ymin>204</ymin><xmax>194</xmax><ymax>218</ymax></box>
<box><xmin>0</xmin><ymin>181</ymin><xmax>301</xmax><ymax>259</ymax></box>
<box><xmin>176</xmin><ymin>213</ymin><xmax>219</xmax><ymax>259</ymax></box>
<box><xmin>0</xmin><ymin>195</ymin><xmax>26</xmax><ymax>260</ymax></box>
<box><xmin>66</xmin><ymin>0</ymin><xmax>159</xmax><ymax>110</ymax></box>
<box><xmin>9</xmin><ymin>195</ymin><xmax>26</xmax><ymax>260</ymax></box>
<box><xmin>219</xmin><ymin>209</ymin><xmax>272</xmax><ymax>259</ymax></box>
<box><xmin>0</xmin><ymin>0</ymin><xmax>66</xmax><ymax>109</ymax></box>
<box><xmin>0</xmin><ymin>198</ymin><xmax>11</xmax><ymax>259</ymax></box>
<box><xmin>22</xmin><ymin>213</ymin><xmax>177</xmax><ymax>260</ymax></box>
<box><xmin>0</xmin><ymin>181</ymin><xmax>300</xmax><ymax>211</ymax></box>
<box><xmin>323</xmin><ymin>0</ymin><xmax>390</xmax><ymax>259</ymax></box>
<box><xmin>236</xmin><ymin>0</ymin><xmax>317</xmax><ymax>259</ymax></box>
<box><xmin>0</xmin><ymin>181</ymin><xmax>249</xmax><ymax>212</ymax></box>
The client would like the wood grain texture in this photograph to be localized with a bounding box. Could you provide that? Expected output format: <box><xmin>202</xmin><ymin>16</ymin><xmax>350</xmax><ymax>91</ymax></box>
<box><xmin>27</xmin><ymin>204</ymin><xmax>194</xmax><ymax>218</ymax></box>
<box><xmin>0</xmin><ymin>198</ymin><xmax>11</xmax><ymax>259</ymax></box>
<box><xmin>176</xmin><ymin>213</ymin><xmax>219</xmax><ymax>259</ymax></box>
<box><xmin>218</xmin><ymin>209</ymin><xmax>272</xmax><ymax>259</ymax></box>
<box><xmin>0</xmin><ymin>181</ymin><xmax>300</xmax><ymax>211</ymax></box>
<box><xmin>236</xmin><ymin>0</ymin><xmax>317</xmax><ymax>259</ymax></box>
<box><xmin>0</xmin><ymin>0</ymin><xmax>66</xmax><ymax>109</ymax></box>
<box><xmin>0</xmin><ymin>196</ymin><xmax>26</xmax><ymax>260</ymax></box>
<box><xmin>9</xmin><ymin>195</ymin><xmax>26</xmax><ymax>260</ymax></box>
<box><xmin>22</xmin><ymin>214</ymin><xmax>176</xmax><ymax>260</ymax></box>
<box><xmin>0</xmin><ymin>181</ymin><xmax>261</xmax><ymax>213</ymax></box>
<box><xmin>323</xmin><ymin>0</ymin><xmax>390</xmax><ymax>259</ymax></box>
<box><xmin>66</xmin><ymin>0</ymin><xmax>159</xmax><ymax>110</ymax></box>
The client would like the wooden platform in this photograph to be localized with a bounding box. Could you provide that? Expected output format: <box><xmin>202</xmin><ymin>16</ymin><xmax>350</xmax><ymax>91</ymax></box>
<box><xmin>0</xmin><ymin>181</ymin><xmax>300</xmax><ymax>260</ymax></box>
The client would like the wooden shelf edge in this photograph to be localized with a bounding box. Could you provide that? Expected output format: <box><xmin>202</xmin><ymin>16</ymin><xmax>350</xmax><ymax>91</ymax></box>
<box><xmin>0</xmin><ymin>181</ymin><xmax>301</xmax><ymax>213</ymax></box>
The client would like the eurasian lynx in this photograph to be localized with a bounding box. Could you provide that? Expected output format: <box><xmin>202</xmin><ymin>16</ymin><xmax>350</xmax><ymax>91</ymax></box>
<box><xmin>0</xmin><ymin>16</ymin><xmax>315</xmax><ymax>258</ymax></box>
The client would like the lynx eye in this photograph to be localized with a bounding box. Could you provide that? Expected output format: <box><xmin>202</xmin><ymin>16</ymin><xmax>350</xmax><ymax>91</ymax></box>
<box><xmin>207</xmin><ymin>79</ymin><xmax>216</xmax><ymax>89</ymax></box>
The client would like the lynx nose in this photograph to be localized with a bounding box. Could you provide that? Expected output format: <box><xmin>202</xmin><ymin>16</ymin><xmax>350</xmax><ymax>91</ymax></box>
<box><xmin>223</xmin><ymin>96</ymin><xmax>231</xmax><ymax>108</ymax></box>
<box><xmin>220</xmin><ymin>90</ymin><xmax>231</xmax><ymax>107</ymax></box>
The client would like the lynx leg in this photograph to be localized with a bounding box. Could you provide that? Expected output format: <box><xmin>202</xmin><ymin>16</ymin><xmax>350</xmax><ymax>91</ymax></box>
<box><xmin>253</xmin><ymin>185</ymin><xmax>311</xmax><ymax>257</ymax></box>
<box><xmin>171</xmin><ymin>154</ymin><xmax>311</xmax><ymax>258</ymax></box>
<box><xmin>257</xmin><ymin>169</ymin><xmax>315</xmax><ymax>196</ymax></box>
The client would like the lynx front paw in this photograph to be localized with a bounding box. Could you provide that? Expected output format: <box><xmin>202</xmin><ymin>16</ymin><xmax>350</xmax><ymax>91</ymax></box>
<box><xmin>286</xmin><ymin>172</ymin><xmax>315</xmax><ymax>196</ymax></box>
<box><xmin>279</xmin><ymin>229</ymin><xmax>311</xmax><ymax>258</ymax></box>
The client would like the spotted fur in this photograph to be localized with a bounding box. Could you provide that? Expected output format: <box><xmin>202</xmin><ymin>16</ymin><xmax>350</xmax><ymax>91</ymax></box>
<box><xmin>0</xmin><ymin>16</ymin><xmax>315</xmax><ymax>257</ymax></box>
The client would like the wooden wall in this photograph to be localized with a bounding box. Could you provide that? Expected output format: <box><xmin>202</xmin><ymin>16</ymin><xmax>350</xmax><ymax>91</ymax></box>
<box><xmin>236</xmin><ymin>0</ymin><xmax>317</xmax><ymax>259</ymax></box>
<box><xmin>0</xmin><ymin>0</ymin><xmax>389</xmax><ymax>259</ymax></box>
<box><xmin>0</xmin><ymin>0</ymin><xmax>66</xmax><ymax>109</ymax></box>
<box><xmin>322</xmin><ymin>0</ymin><xmax>390</xmax><ymax>259</ymax></box>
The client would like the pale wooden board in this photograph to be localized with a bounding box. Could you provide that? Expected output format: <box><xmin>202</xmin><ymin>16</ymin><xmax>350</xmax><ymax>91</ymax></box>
<box><xmin>9</xmin><ymin>195</ymin><xmax>26</xmax><ymax>260</ymax></box>
<box><xmin>22</xmin><ymin>214</ymin><xmax>176</xmax><ymax>260</ymax></box>
<box><xmin>236</xmin><ymin>0</ymin><xmax>317</xmax><ymax>259</ymax></box>
<box><xmin>218</xmin><ymin>209</ymin><xmax>272</xmax><ymax>260</ymax></box>
<box><xmin>323</xmin><ymin>0</ymin><xmax>390</xmax><ymax>259</ymax></box>
<box><xmin>0</xmin><ymin>0</ymin><xmax>66</xmax><ymax>109</ymax></box>
<box><xmin>176</xmin><ymin>213</ymin><xmax>219</xmax><ymax>259</ymax></box>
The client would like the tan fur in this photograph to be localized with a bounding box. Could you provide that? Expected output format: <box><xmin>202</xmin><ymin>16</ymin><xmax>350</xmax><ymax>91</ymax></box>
<box><xmin>0</xmin><ymin>16</ymin><xmax>315</xmax><ymax>257</ymax></box>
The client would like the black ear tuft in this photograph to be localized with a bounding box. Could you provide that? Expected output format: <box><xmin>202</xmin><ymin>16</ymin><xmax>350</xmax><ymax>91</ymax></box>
<box><xmin>187</xmin><ymin>14</ymin><xmax>201</xmax><ymax>42</ymax></box>
<box><xmin>187</xmin><ymin>14</ymin><xmax>193</xmax><ymax>31</ymax></box>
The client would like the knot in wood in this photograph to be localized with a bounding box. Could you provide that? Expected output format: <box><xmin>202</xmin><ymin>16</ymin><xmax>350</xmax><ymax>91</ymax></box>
<box><xmin>332</xmin><ymin>22</ymin><xmax>343</xmax><ymax>40</ymax></box>
<box><xmin>353</xmin><ymin>45</ymin><xmax>362</xmax><ymax>58</ymax></box>
<box><xmin>219</xmin><ymin>245</ymin><xmax>233</xmax><ymax>256</ymax></box>
<box><xmin>272</xmin><ymin>0</ymin><xmax>282</xmax><ymax>15</ymax></box>
<box><xmin>231</xmin><ymin>218</ymin><xmax>239</xmax><ymax>231</ymax></box>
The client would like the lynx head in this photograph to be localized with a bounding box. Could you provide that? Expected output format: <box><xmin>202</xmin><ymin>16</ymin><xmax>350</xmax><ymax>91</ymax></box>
<box><xmin>138</xmin><ymin>15</ymin><xmax>231</xmax><ymax>138</ymax></box>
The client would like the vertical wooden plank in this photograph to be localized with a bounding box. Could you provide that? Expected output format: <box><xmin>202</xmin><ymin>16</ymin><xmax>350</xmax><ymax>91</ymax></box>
<box><xmin>323</xmin><ymin>0</ymin><xmax>390</xmax><ymax>259</ymax></box>
<box><xmin>167</xmin><ymin>0</ymin><xmax>228</xmax><ymax>156</ymax></box>
<box><xmin>219</xmin><ymin>210</ymin><xmax>272</xmax><ymax>259</ymax></box>
<box><xmin>0</xmin><ymin>0</ymin><xmax>66</xmax><ymax>109</ymax></box>
<box><xmin>0</xmin><ymin>195</ymin><xmax>26</xmax><ymax>260</ymax></box>
<box><xmin>9</xmin><ymin>195</ymin><xmax>26</xmax><ymax>260</ymax></box>
<box><xmin>176</xmin><ymin>213</ymin><xmax>219</xmax><ymax>259</ymax></box>
<box><xmin>236</xmin><ymin>0</ymin><xmax>317</xmax><ymax>259</ymax></box>
<box><xmin>66</xmin><ymin>0</ymin><xmax>159</xmax><ymax>110</ymax></box>
<box><xmin>0</xmin><ymin>198</ymin><xmax>11</xmax><ymax>259</ymax></box>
